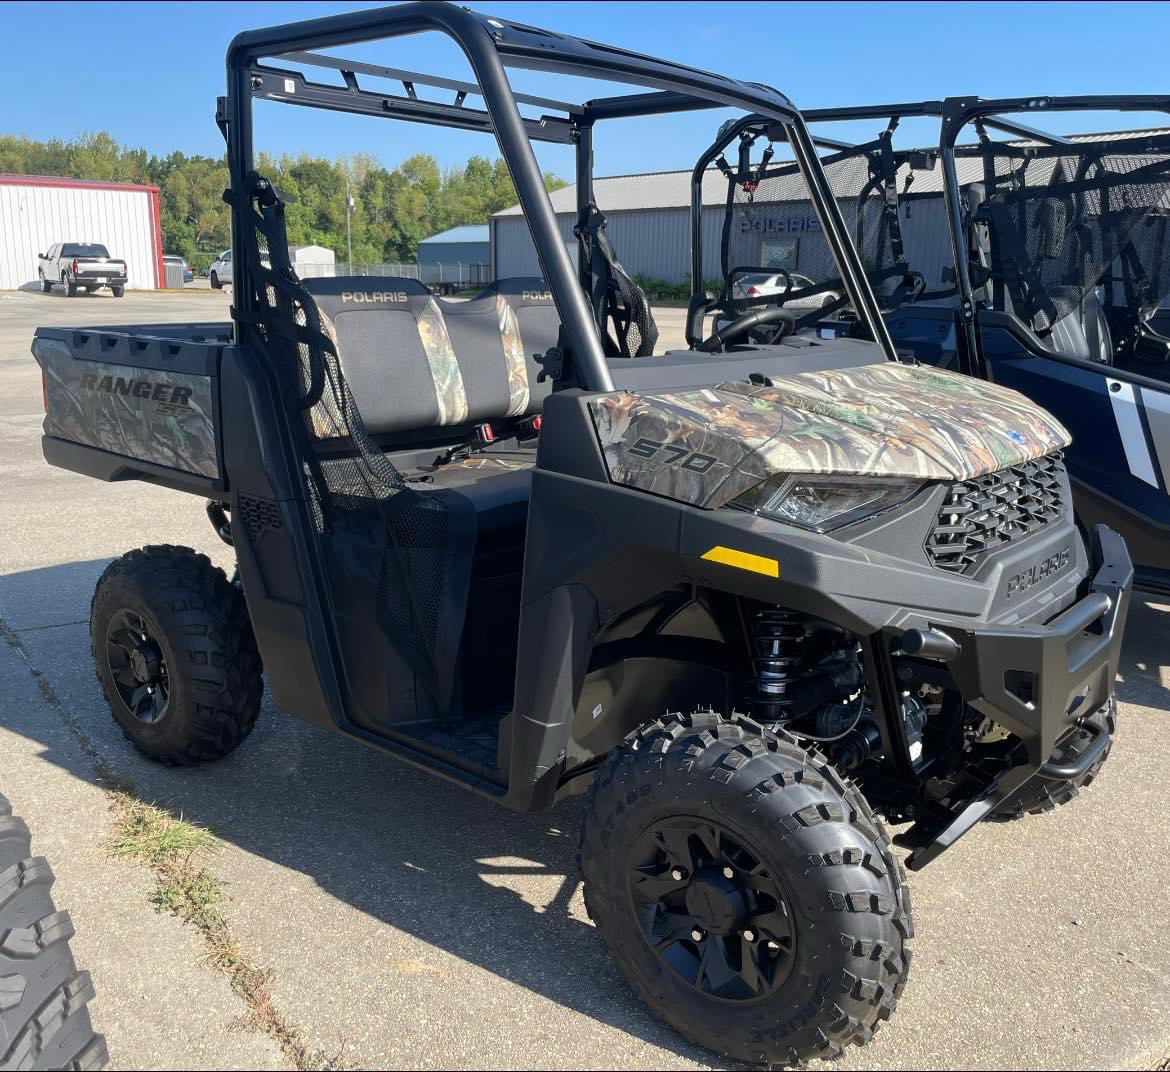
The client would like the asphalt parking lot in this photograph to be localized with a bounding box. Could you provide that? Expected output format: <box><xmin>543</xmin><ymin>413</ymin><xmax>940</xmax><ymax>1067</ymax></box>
<box><xmin>0</xmin><ymin>287</ymin><xmax>1168</xmax><ymax>1070</ymax></box>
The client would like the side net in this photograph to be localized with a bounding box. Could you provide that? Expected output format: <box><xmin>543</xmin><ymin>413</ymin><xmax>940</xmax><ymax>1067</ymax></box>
<box><xmin>230</xmin><ymin>174</ymin><xmax>474</xmax><ymax>714</ymax></box>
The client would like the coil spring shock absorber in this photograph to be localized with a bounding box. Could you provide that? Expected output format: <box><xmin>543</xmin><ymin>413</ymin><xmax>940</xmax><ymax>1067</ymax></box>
<box><xmin>749</xmin><ymin>607</ymin><xmax>809</xmax><ymax>723</ymax></box>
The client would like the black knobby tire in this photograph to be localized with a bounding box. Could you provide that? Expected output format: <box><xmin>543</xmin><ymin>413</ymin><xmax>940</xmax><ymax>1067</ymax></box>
<box><xmin>991</xmin><ymin>700</ymin><xmax>1116</xmax><ymax>821</ymax></box>
<box><xmin>580</xmin><ymin>711</ymin><xmax>912</xmax><ymax>1065</ymax></box>
<box><xmin>209</xmin><ymin>271</ymin><xmax>220</xmax><ymax>290</ymax></box>
<box><xmin>0</xmin><ymin>793</ymin><xmax>107</xmax><ymax>1070</ymax></box>
<box><xmin>90</xmin><ymin>546</ymin><xmax>262</xmax><ymax>766</ymax></box>
<box><xmin>110</xmin><ymin>287</ymin><xmax>124</xmax><ymax>298</ymax></box>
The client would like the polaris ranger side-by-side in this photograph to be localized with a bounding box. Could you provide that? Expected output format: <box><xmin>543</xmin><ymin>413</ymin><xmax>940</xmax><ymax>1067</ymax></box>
<box><xmin>31</xmin><ymin>4</ymin><xmax>1132</xmax><ymax>1063</ymax></box>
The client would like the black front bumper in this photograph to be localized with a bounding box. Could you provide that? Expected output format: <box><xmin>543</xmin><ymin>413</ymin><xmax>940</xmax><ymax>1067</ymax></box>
<box><xmin>906</xmin><ymin>525</ymin><xmax>1132</xmax><ymax>868</ymax></box>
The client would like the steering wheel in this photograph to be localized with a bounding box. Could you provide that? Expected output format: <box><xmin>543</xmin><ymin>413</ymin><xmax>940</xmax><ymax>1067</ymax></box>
<box><xmin>696</xmin><ymin>306</ymin><xmax>796</xmax><ymax>353</ymax></box>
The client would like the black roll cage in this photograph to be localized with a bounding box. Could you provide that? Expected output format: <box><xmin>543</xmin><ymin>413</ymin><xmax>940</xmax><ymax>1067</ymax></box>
<box><xmin>694</xmin><ymin>95</ymin><xmax>1170</xmax><ymax>377</ymax></box>
<box><xmin>221</xmin><ymin>0</ymin><xmax>898</xmax><ymax>384</ymax></box>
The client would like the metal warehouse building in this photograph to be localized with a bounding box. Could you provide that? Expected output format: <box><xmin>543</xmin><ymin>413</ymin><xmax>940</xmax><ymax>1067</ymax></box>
<box><xmin>490</xmin><ymin>128</ymin><xmax>1163</xmax><ymax>289</ymax></box>
<box><xmin>490</xmin><ymin>171</ymin><xmax>729</xmax><ymax>285</ymax></box>
<box><xmin>0</xmin><ymin>174</ymin><xmax>163</xmax><ymax>291</ymax></box>
<box><xmin>417</xmin><ymin>223</ymin><xmax>491</xmax><ymax>287</ymax></box>
<box><xmin>489</xmin><ymin>166</ymin><xmax>940</xmax><ymax>287</ymax></box>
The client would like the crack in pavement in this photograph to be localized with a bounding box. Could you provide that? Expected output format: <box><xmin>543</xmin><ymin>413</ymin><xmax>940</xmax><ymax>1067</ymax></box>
<box><xmin>0</xmin><ymin>616</ymin><xmax>337</xmax><ymax>1070</ymax></box>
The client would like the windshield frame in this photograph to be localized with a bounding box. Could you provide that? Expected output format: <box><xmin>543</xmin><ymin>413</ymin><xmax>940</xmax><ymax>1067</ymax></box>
<box><xmin>225</xmin><ymin>1</ymin><xmax>897</xmax><ymax>386</ymax></box>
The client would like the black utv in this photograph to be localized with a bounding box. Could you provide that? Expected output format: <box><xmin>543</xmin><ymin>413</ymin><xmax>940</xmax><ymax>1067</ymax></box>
<box><xmin>30</xmin><ymin>4</ymin><xmax>1132</xmax><ymax>1064</ymax></box>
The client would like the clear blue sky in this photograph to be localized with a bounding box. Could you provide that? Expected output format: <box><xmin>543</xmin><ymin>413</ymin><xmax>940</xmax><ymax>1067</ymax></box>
<box><xmin>5</xmin><ymin>0</ymin><xmax>1168</xmax><ymax>179</ymax></box>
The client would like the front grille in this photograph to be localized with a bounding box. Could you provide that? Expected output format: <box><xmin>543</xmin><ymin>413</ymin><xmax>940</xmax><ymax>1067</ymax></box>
<box><xmin>925</xmin><ymin>452</ymin><xmax>1065</xmax><ymax>575</ymax></box>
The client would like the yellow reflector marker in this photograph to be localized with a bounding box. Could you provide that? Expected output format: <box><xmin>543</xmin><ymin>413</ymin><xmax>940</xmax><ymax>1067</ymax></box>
<box><xmin>701</xmin><ymin>545</ymin><xmax>779</xmax><ymax>578</ymax></box>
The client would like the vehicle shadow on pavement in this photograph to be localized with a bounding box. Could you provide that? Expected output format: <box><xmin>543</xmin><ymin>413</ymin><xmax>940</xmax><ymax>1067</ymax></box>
<box><xmin>0</xmin><ymin>559</ymin><xmax>726</xmax><ymax>1068</ymax></box>
<box><xmin>1112</xmin><ymin>594</ymin><xmax>1170</xmax><ymax>709</ymax></box>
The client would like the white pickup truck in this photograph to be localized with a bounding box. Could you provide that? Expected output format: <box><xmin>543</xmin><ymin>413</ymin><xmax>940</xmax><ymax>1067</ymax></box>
<box><xmin>38</xmin><ymin>242</ymin><xmax>128</xmax><ymax>297</ymax></box>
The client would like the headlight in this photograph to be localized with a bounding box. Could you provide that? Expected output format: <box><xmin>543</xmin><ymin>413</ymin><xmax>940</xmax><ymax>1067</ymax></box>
<box><xmin>731</xmin><ymin>475</ymin><xmax>921</xmax><ymax>532</ymax></box>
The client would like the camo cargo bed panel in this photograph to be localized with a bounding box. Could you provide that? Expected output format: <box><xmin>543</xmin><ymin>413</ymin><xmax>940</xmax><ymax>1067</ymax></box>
<box><xmin>31</xmin><ymin>324</ymin><xmax>229</xmax><ymax>483</ymax></box>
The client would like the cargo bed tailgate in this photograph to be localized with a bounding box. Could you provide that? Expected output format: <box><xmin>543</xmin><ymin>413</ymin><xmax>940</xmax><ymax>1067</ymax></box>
<box><xmin>31</xmin><ymin>324</ymin><xmax>229</xmax><ymax>497</ymax></box>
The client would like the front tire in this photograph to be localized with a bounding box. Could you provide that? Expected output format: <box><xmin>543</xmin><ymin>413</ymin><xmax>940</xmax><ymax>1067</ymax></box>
<box><xmin>0</xmin><ymin>793</ymin><xmax>107</xmax><ymax>1069</ymax></box>
<box><xmin>991</xmin><ymin>700</ymin><xmax>1116</xmax><ymax>820</ymax></box>
<box><xmin>209</xmin><ymin>271</ymin><xmax>220</xmax><ymax>290</ymax></box>
<box><xmin>39</xmin><ymin>274</ymin><xmax>51</xmax><ymax>293</ymax></box>
<box><xmin>90</xmin><ymin>546</ymin><xmax>262</xmax><ymax>765</ymax></box>
<box><xmin>580</xmin><ymin>711</ymin><xmax>912</xmax><ymax>1065</ymax></box>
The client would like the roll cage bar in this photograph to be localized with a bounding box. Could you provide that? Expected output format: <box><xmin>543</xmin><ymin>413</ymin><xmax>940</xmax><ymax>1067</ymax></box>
<box><xmin>692</xmin><ymin>94</ymin><xmax>1170</xmax><ymax>375</ymax></box>
<box><xmin>220</xmin><ymin>1</ymin><xmax>898</xmax><ymax>387</ymax></box>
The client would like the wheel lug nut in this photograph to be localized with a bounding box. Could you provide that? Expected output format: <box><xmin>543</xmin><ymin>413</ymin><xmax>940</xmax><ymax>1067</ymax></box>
<box><xmin>722</xmin><ymin>866</ymin><xmax>734</xmax><ymax>879</ymax></box>
<box><xmin>742</xmin><ymin>927</ymin><xmax>757</xmax><ymax>942</ymax></box>
<box><xmin>671</xmin><ymin>867</ymin><xmax>686</xmax><ymax>881</ymax></box>
<box><xmin>766</xmin><ymin>939</ymin><xmax>780</xmax><ymax>951</ymax></box>
<box><xmin>690</xmin><ymin>927</ymin><xmax>705</xmax><ymax>942</ymax></box>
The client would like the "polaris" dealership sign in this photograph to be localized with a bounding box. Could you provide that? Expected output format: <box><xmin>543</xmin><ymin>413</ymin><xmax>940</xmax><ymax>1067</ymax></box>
<box><xmin>738</xmin><ymin>215</ymin><xmax>822</xmax><ymax>234</ymax></box>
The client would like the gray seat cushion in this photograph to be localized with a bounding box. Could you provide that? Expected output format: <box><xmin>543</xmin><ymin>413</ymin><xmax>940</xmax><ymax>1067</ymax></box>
<box><xmin>301</xmin><ymin>275</ymin><xmax>562</xmax><ymax>440</ymax></box>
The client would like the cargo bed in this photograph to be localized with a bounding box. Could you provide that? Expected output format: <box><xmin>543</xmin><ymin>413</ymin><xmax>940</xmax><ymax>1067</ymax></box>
<box><xmin>32</xmin><ymin>322</ymin><xmax>234</xmax><ymax>499</ymax></box>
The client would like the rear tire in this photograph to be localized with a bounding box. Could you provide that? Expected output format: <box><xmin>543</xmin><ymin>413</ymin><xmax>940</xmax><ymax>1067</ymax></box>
<box><xmin>580</xmin><ymin>710</ymin><xmax>912</xmax><ymax>1065</ymax></box>
<box><xmin>90</xmin><ymin>546</ymin><xmax>262</xmax><ymax>766</ymax></box>
<box><xmin>990</xmin><ymin>699</ymin><xmax>1116</xmax><ymax>821</ymax></box>
<box><xmin>110</xmin><ymin>286</ymin><xmax>124</xmax><ymax>298</ymax></box>
<box><xmin>63</xmin><ymin>272</ymin><xmax>77</xmax><ymax>297</ymax></box>
<box><xmin>209</xmin><ymin>271</ymin><xmax>220</xmax><ymax>290</ymax></box>
<box><xmin>0</xmin><ymin>793</ymin><xmax>107</xmax><ymax>1070</ymax></box>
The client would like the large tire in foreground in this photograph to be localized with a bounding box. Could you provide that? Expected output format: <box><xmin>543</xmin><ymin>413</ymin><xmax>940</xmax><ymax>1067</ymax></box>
<box><xmin>0</xmin><ymin>794</ymin><xmax>106</xmax><ymax>1070</ymax></box>
<box><xmin>580</xmin><ymin>711</ymin><xmax>912</xmax><ymax>1066</ymax></box>
<box><xmin>991</xmin><ymin>699</ymin><xmax>1116</xmax><ymax>821</ymax></box>
<box><xmin>90</xmin><ymin>546</ymin><xmax>262</xmax><ymax>766</ymax></box>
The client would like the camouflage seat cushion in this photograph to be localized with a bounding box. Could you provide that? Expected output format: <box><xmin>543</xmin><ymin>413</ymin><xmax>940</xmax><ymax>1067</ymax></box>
<box><xmin>300</xmin><ymin>276</ymin><xmax>560</xmax><ymax>441</ymax></box>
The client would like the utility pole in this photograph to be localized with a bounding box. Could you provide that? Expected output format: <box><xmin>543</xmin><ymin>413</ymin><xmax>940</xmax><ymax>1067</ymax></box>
<box><xmin>345</xmin><ymin>175</ymin><xmax>355</xmax><ymax>271</ymax></box>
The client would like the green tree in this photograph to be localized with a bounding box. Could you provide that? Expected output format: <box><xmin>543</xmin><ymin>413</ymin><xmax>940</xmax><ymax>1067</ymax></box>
<box><xmin>0</xmin><ymin>129</ymin><xmax>565</xmax><ymax>270</ymax></box>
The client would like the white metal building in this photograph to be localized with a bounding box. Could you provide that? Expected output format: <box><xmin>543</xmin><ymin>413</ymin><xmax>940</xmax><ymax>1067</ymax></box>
<box><xmin>0</xmin><ymin>174</ymin><xmax>162</xmax><ymax>291</ymax></box>
<box><xmin>290</xmin><ymin>244</ymin><xmax>337</xmax><ymax>278</ymax></box>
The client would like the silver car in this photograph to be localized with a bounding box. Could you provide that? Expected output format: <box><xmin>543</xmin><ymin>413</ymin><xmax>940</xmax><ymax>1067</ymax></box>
<box><xmin>732</xmin><ymin>271</ymin><xmax>840</xmax><ymax>313</ymax></box>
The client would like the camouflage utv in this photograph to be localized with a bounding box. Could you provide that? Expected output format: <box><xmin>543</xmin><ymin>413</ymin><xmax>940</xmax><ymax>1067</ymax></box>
<box><xmin>31</xmin><ymin>3</ymin><xmax>1132</xmax><ymax>1064</ymax></box>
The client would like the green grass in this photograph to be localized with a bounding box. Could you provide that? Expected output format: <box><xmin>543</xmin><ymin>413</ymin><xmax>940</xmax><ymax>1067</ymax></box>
<box><xmin>105</xmin><ymin>791</ymin><xmax>346</xmax><ymax>1070</ymax></box>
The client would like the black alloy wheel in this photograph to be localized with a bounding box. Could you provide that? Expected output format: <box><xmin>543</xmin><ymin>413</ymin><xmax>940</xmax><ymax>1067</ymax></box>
<box><xmin>103</xmin><ymin>608</ymin><xmax>170</xmax><ymax>724</ymax></box>
<box><xmin>628</xmin><ymin>816</ymin><xmax>794</xmax><ymax>1002</ymax></box>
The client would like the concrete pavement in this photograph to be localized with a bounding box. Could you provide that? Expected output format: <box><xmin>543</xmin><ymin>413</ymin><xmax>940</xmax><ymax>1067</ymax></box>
<box><xmin>0</xmin><ymin>288</ymin><xmax>1167</xmax><ymax>1070</ymax></box>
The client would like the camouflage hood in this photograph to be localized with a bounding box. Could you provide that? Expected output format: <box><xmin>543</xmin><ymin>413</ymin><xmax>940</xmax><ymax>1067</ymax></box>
<box><xmin>589</xmin><ymin>362</ymin><xmax>1071</xmax><ymax>509</ymax></box>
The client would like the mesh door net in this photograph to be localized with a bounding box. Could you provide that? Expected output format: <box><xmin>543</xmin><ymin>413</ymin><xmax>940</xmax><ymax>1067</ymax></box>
<box><xmin>721</xmin><ymin>134</ymin><xmax>948</xmax><ymax>332</ymax></box>
<box><xmin>231</xmin><ymin>174</ymin><xmax>475</xmax><ymax>715</ymax></box>
<box><xmin>968</xmin><ymin>131</ymin><xmax>1170</xmax><ymax>333</ymax></box>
